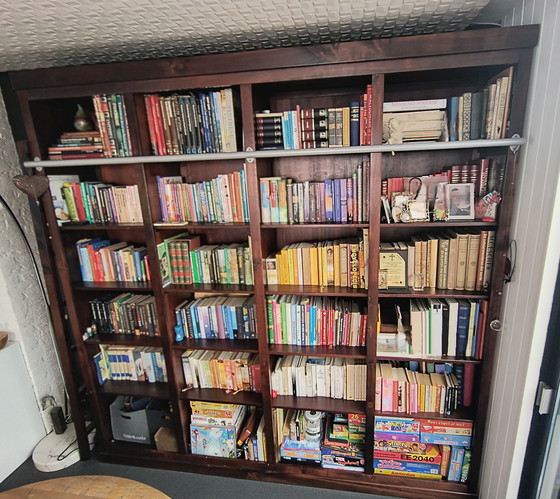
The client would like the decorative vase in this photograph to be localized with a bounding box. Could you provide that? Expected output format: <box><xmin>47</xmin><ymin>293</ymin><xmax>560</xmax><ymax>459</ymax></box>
<box><xmin>74</xmin><ymin>104</ymin><xmax>94</xmax><ymax>132</ymax></box>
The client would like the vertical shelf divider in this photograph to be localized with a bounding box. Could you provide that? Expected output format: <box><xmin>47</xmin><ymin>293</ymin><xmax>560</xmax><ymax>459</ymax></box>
<box><xmin>365</xmin><ymin>73</ymin><xmax>384</xmax><ymax>473</ymax></box>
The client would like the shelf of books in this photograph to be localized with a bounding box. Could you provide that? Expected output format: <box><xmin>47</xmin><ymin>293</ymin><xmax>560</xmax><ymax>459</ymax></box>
<box><xmin>12</xmin><ymin>24</ymin><xmax>539</xmax><ymax>498</ymax></box>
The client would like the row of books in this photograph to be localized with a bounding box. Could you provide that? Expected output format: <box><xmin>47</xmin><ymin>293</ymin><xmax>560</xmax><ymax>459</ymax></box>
<box><xmin>376</xmin><ymin>364</ymin><xmax>459</xmax><ymax>415</ymax></box>
<box><xmin>156</xmin><ymin>170</ymin><xmax>249</xmax><ymax>224</ymax></box>
<box><xmin>84</xmin><ymin>293</ymin><xmax>159</xmax><ymax>337</ymax></box>
<box><xmin>383</xmin><ymin>108</ymin><xmax>447</xmax><ymax>144</ymax></box>
<box><xmin>408</xmin><ymin>298</ymin><xmax>486</xmax><ymax>359</ymax></box>
<box><xmin>145</xmin><ymin>89</ymin><xmax>238</xmax><ymax>155</ymax></box>
<box><xmin>50</xmin><ymin>176</ymin><xmax>143</xmax><ymax>224</ymax></box>
<box><xmin>157</xmin><ymin>232</ymin><xmax>201</xmax><ymax>286</ymax></box>
<box><xmin>189</xmin><ymin>402</ymin><xmax>266</xmax><ymax>461</ymax></box>
<box><xmin>174</xmin><ymin>296</ymin><xmax>257</xmax><ymax>341</ymax></box>
<box><xmin>47</xmin><ymin>130</ymin><xmax>104</xmax><ymax>161</ymax></box>
<box><xmin>270</xmin><ymin>356</ymin><xmax>367</xmax><ymax>401</ymax></box>
<box><xmin>373</xmin><ymin>416</ymin><xmax>472</xmax><ymax>481</ymax></box>
<box><xmin>187</xmin><ymin>242</ymin><xmax>253</xmax><ymax>286</ymax></box>
<box><xmin>92</xmin><ymin>94</ymin><xmax>133</xmax><ymax>157</ymax></box>
<box><xmin>76</xmin><ymin>238</ymin><xmax>149</xmax><ymax>283</ymax></box>
<box><xmin>448</xmin><ymin>69</ymin><xmax>512</xmax><ymax>141</ymax></box>
<box><xmin>260</xmin><ymin>162</ymin><xmax>370</xmax><ymax>224</ymax></box>
<box><xmin>93</xmin><ymin>345</ymin><xmax>167</xmax><ymax>384</ymax></box>
<box><xmin>181</xmin><ymin>350</ymin><xmax>260</xmax><ymax>391</ymax></box>
<box><xmin>265</xmin><ymin>231</ymin><xmax>368</xmax><ymax>289</ymax></box>
<box><xmin>379</xmin><ymin>230</ymin><xmax>495</xmax><ymax>292</ymax></box>
<box><xmin>255</xmin><ymin>86</ymin><xmax>372</xmax><ymax>151</ymax></box>
<box><xmin>267</xmin><ymin>295</ymin><xmax>367</xmax><ymax>347</ymax></box>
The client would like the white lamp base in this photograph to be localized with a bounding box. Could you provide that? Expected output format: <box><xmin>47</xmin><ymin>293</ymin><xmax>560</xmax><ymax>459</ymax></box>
<box><xmin>32</xmin><ymin>423</ymin><xmax>96</xmax><ymax>472</ymax></box>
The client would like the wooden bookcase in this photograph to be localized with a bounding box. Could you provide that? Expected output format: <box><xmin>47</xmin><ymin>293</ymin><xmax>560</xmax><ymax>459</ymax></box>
<box><xmin>8</xmin><ymin>25</ymin><xmax>538</xmax><ymax>498</ymax></box>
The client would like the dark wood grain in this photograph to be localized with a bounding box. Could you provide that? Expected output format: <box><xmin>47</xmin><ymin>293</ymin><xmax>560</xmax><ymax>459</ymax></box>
<box><xmin>172</xmin><ymin>338</ymin><xmax>259</xmax><ymax>353</ymax></box>
<box><xmin>179</xmin><ymin>388</ymin><xmax>262</xmax><ymax>406</ymax></box>
<box><xmin>9</xmin><ymin>24</ymin><xmax>539</xmax><ymax>498</ymax></box>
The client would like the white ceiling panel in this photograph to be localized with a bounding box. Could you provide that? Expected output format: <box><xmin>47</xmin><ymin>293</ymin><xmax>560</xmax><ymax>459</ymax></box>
<box><xmin>0</xmin><ymin>0</ymin><xmax>500</xmax><ymax>71</ymax></box>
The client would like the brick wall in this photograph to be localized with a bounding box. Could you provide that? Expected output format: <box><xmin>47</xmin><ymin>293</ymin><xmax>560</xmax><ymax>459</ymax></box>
<box><xmin>0</xmin><ymin>92</ymin><xmax>64</xmax><ymax>431</ymax></box>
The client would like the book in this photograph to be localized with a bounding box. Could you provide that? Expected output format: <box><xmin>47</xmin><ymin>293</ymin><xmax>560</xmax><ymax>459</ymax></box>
<box><xmin>48</xmin><ymin>175</ymin><xmax>80</xmax><ymax>224</ymax></box>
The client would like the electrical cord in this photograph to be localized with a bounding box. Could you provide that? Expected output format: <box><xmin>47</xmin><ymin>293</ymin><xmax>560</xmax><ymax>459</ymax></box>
<box><xmin>0</xmin><ymin>193</ymin><xmax>50</xmax><ymax>307</ymax></box>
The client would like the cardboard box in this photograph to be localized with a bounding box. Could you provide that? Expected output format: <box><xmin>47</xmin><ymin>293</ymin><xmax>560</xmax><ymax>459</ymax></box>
<box><xmin>110</xmin><ymin>396</ymin><xmax>171</xmax><ymax>445</ymax></box>
<box><xmin>154</xmin><ymin>426</ymin><xmax>178</xmax><ymax>452</ymax></box>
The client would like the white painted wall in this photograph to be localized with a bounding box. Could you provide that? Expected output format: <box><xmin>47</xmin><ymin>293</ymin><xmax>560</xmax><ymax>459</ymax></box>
<box><xmin>0</xmin><ymin>342</ymin><xmax>46</xmax><ymax>482</ymax></box>
<box><xmin>480</xmin><ymin>1</ymin><xmax>560</xmax><ymax>498</ymax></box>
<box><xmin>0</xmin><ymin>92</ymin><xmax>65</xmax><ymax>436</ymax></box>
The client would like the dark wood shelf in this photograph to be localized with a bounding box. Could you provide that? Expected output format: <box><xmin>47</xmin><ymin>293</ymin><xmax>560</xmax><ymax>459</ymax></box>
<box><xmin>268</xmin><ymin>344</ymin><xmax>366</xmax><ymax>358</ymax></box>
<box><xmin>154</xmin><ymin>222</ymin><xmax>250</xmax><ymax>230</ymax></box>
<box><xmin>60</xmin><ymin>222</ymin><xmax>144</xmax><ymax>231</ymax></box>
<box><xmin>265</xmin><ymin>284</ymin><xmax>368</xmax><ymax>297</ymax></box>
<box><xmin>272</xmin><ymin>395</ymin><xmax>366</xmax><ymax>414</ymax></box>
<box><xmin>378</xmin><ymin>288</ymin><xmax>489</xmax><ymax>299</ymax></box>
<box><xmin>262</xmin><ymin>223</ymin><xmax>369</xmax><ymax>229</ymax></box>
<box><xmin>179</xmin><ymin>388</ymin><xmax>263</xmax><ymax>406</ymax></box>
<box><xmin>14</xmin><ymin>24</ymin><xmax>538</xmax><ymax>499</ymax></box>
<box><xmin>376</xmin><ymin>353</ymin><xmax>481</xmax><ymax>364</ymax></box>
<box><xmin>84</xmin><ymin>334</ymin><xmax>162</xmax><ymax>347</ymax></box>
<box><xmin>380</xmin><ymin>221</ymin><xmax>497</xmax><ymax>229</ymax></box>
<box><xmin>73</xmin><ymin>281</ymin><xmax>153</xmax><ymax>292</ymax></box>
<box><xmin>163</xmin><ymin>283</ymin><xmax>255</xmax><ymax>294</ymax></box>
<box><xmin>173</xmin><ymin>338</ymin><xmax>259</xmax><ymax>352</ymax></box>
<box><xmin>99</xmin><ymin>380</ymin><xmax>170</xmax><ymax>398</ymax></box>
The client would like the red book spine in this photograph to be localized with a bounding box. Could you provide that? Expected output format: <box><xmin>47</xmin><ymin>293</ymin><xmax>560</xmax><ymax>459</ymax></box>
<box><xmin>144</xmin><ymin>94</ymin><xmax>158</xmax><ymax>155</ymax></box>
<box><xmin>151</xmin><ymin>95</ymin><xmax>166</xmax><ymax>155</ymax></box>
<box><xmin>71</xmin><ymin>183</ymin><xmax>87</xmax><ymax>222</ymax></box>
<box><xmin>463</xmin><ymin>363</ymin><xmax>475</xmax><ymax>406</ymax></box>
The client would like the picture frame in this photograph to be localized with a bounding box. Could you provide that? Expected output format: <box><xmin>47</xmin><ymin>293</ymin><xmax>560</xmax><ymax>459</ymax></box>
<box><xmin>445</xmin><ymin>183</ymin><xmax>475</xmax><ymax>220</ymax></box>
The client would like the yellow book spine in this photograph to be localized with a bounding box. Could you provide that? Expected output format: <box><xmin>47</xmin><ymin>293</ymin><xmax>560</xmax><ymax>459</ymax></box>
<box><xmin>310</xmin><ymin>246</ymin><xmax>319</xmax><ymax>286</ymax></box>
<box><xmin>334</xmin><ymin>242</ymin><xmax>341</xmax><ymax>287</ymax></box>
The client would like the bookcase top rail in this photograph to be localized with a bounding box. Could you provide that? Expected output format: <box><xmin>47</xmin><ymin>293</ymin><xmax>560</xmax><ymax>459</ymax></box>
<box><xmin>24</xmin><ymin>137</ymin><xmax>525</xmax><ymax>169</ymax></box>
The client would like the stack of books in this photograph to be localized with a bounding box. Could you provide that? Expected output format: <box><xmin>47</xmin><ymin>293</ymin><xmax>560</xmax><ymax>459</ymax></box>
<box><xmin>260</xmin><ymin>161</ymin><xmax>370</xmax><ymax>224</ymax></box>
<box><xmin>181</xmin><ymin>351</ymin><xmax>260</xmax><ymax>391</ymax></box>
<box><xmin>265</xmin><ymin>231</ymin><xmax>368</xmax><ymax>289</ymax></box>
<box><xmin>155</xmin><ymin>170</ymin><xmax>249</xmax><ymax>224</ymax></box>
<box><xmin>175</xmin><ymin>295</ymin><xmax>257</xmax><ymax>340</ymax></box>
<box><xmin>254</xmin><ymin>84</ymin><xmax>373</xmax><ymax>150</ymax></box>
<box><xmin>92</xmin><ymin>94</ymin><xmax>132</xmax><ymax>157</ymax></box>
<box><xmin>48</xmin><ymin>131</ymin><xmax>104</xmax><ymax>160</ymax></box>
<box><xmin>156</xmin><ymin>232</ymin><xmax>201</xmax><ymax>287</ymax></box>
<box><xmin>383</xmin><ymin>99</ymin><xmax>449</xmax><ymax>144</ymax></box>
<box><xmin>375</xmin><ymin>363</ymin><xmax>460</xmax><ymax>415</ymax></box>
<box><xmin>448</xmin><ymin>68</ymin><xmax>513</xmax><ymax>141</ymax></box>
<box><xmin>84</xmin><ymin>293</ymin><xmax>159</xmax><ymax>337</ymax></box>
<box><xmin>76</xmin><ymin>238</ymin><xmax>150</xmax><ymax>283</ymax></box>
<box><xmin>270</xmin><ymin>356</ymin><xmax>366</xmax><ymax>400</ymax></box>
<box><xmin>267</xmin><ymin>295</ymin><xmax>367</xmax><ymax>347</ymax></box>
<box><xmin>145</xmin><ymin>89</ymin><xmax>237</xmax><ymax>155</ymax></box>
<box><xmin>93</xmin><ymin>345</ymin><xmax>167</xmax><ymax>384</ymax></box>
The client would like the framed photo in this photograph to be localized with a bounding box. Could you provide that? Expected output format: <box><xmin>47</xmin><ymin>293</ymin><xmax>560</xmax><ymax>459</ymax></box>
<box><xmin>445</xmin><ymin>183</ymin><xmax>475</xmax><ymax>220</ymax></box>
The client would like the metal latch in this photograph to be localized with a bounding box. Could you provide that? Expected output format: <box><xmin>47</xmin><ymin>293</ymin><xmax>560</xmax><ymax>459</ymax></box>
<box><xmin>536</xmin><ymin>381</ymin><xmax>553</xmax><ymax>415</ymax></box>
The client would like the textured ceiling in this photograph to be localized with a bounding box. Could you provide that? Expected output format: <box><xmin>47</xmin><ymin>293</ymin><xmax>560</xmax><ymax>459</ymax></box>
<box><xmin>0</xmin><ymin>0</ymin><xmax>504</xmax><ymax>72</ymax></box>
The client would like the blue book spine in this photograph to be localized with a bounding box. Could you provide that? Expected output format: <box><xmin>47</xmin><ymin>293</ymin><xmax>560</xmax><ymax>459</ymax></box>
<box><xmin>333</xmin><ymin>179</ymin><xmax>341</xmax><ymax>222</ymax></box>
<box><xmin>448</xmin><ymin>96</ymin><xmax>460</xmax><ymax>141</ymax></box>
<box><xmin>447</xmin><ymin>447</ymin><xmax>465</xmax><ymax>481</ymax></box>
<box><xmin>456</xmin><ymin>301</ymin><xmax>470</xmax><ymax>357</ymax></box>
<box><xmin>309</xmin><ymin>305</ymin><xmax>316</xmax><ymax>346</ymax></box>
<box><xmin>325</xmin><ymin>179</ymin><xmax>334</xmax><ymax>222</ymax></box>
<box><xmin>349</xmin><ymin>101</ymin><xmax>360</xmax><ymax>146</ymax></box>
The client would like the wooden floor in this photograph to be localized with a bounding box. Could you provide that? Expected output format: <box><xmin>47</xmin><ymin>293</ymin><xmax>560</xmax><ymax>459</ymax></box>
<box><xmin>0</xmin><ymin>475</ymin><xmax>170</xmax><ymax>498</ymax></box>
